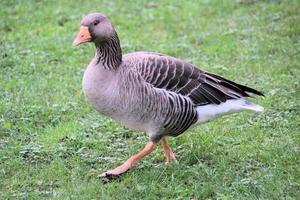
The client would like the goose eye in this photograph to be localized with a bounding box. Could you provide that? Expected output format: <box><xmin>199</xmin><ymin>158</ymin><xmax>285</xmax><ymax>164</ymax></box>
<box><xmin>93</xmin><ymin>20</ymin><xmax>100</xmax><ymax>26</ymax></box>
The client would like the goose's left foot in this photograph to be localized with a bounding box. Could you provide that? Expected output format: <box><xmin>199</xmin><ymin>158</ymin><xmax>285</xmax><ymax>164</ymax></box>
<box><xmin>97</xmin><ymin>142</ymin><xmax>157</xmax><ymax>178</ymax></box>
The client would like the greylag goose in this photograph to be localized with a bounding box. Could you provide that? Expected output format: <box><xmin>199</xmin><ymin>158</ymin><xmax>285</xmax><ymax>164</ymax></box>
<box><xmin>72</xmin><ymin>13</ymin><xmax>264</xmax><ymax>178</ymax></box>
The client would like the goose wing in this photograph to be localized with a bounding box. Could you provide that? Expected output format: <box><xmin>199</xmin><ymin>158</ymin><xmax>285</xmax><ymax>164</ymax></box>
<box><xmin>131</xmin><ymin>53</ymin><xmax>263</xmax><ymax>106</ymax></box>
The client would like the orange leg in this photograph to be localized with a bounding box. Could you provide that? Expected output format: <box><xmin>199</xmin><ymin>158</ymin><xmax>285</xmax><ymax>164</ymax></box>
<box><xmin>161</xmin><ymin>137</ymin><xmax>177</xmax><ymax>163</ymax></box>
<box><xmin>98</xmin><ymin>142</ymin><xmax>156</xmax><ymax>178</ymax></box>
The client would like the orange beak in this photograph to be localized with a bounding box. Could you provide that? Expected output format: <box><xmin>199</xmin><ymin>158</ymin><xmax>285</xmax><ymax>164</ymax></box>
<box><xmin>72</xmin><ymin>26</ymin><xmax>92</xmax><ymax>47</ymax></box>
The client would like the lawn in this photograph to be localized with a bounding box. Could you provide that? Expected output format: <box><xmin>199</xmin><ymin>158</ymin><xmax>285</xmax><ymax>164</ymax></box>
<box><xmin>1</xmin><ymin>0</ymin><xmax>299</xmax><ymax>199</ymax></box>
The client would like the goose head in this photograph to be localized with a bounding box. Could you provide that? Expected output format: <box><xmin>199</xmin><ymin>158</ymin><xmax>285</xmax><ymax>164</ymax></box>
<box><xmin>72</xmin><ymin>13</ymin><xmax>115</xmax><ymax>47</ymax></box>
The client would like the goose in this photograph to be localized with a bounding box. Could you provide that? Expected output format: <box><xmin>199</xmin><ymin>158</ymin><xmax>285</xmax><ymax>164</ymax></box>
<box><xmin>72</xmin><ymin>13</ymin><xmax>264</xmax><ymax>178</ymax></box>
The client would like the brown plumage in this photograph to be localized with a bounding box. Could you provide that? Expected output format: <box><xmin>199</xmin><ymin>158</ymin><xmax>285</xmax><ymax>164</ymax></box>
<box><xmin>72</xmin><ymin>13</ymin><xmax>264</xmax><ymax>178</ymax></box>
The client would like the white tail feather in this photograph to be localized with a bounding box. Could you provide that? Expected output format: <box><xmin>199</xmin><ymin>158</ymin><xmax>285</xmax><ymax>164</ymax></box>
<box><xmin>241</xmin><ymin>101</ymin><xmax>264</xmax><ymax>112</ymax></box>
<box><xmin>196</xmin><ymin>99</ymin><xmax>264</xmax><ymax>123</ymax></box>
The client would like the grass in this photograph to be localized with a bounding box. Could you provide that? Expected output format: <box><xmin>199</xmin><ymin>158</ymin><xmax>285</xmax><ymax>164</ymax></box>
<box><xmin>1</xmin><ymin>0</ymin><xmax>299</xmax><ymax>199</ymax></box>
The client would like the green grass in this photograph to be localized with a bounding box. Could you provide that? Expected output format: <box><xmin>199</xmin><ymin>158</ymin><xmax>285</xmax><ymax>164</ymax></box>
<box><xmin>1</xmin><ymin>0</ymin><xmax>299</xmax><ymax>199</ymax></box>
